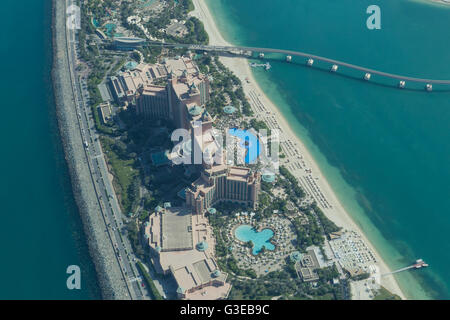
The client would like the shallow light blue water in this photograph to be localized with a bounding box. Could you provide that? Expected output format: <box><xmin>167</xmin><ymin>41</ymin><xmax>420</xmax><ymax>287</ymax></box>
<box><xmin>235</xmin><ymin>225</ymin><xmax>275</xmax><ymax>255</ymax></box>
<box><xmin>206</xmin><ymin>0</ymin><xmax>450</xmax><ymax>299</ymax></box>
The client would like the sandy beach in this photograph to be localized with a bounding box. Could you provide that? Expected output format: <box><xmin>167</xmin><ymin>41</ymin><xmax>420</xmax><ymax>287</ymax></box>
<box><xmin>432</xmin><ymin>0</ymin><xmax>450</xmax><ymax>5</ymax></box>
<box><xmin>191</xmin><ymin>0</ymin><xmax>406</xmax><ymax>299</ymax></box>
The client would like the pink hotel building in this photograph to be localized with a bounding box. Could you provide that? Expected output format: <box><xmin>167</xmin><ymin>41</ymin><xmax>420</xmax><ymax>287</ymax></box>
<box><xmin>111</xmin><ymin>55</ymin><xmax>260</xmax><ymax>215</ymax></box>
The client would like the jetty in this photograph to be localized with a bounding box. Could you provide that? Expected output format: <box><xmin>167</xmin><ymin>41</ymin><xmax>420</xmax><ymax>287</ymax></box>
<box><xmin>250</xmin><ymin>62</ymin><xmax>271</xmax><ymax>70</ymax></box>
<box><xmin>382</xmin><ymin>259</ymin><xmax>429</xmax><ymax>277</ymax></box>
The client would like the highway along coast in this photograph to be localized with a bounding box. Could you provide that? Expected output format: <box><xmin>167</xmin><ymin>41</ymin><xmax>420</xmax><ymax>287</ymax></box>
<box><xmin>52</xmin><ymin>0</ymin><xmax>145</xmax><ymax>299</ymax></box>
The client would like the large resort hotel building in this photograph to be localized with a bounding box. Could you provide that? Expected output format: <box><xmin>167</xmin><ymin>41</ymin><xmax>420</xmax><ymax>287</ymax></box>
<box><xmin>112</xmin><ymin>55</ymin><xmax>261</xmax><ymax>299</ymax></box>
<box><xmin>179</xmin><ymin>107</ymin><xmax>261</xmax><ymax>215</ymax></box>
<box><xmin>142</xmin><ymin>117</ymin><xmax>260</xmax><ymax>299</ymax></box>
<box><xmin>144</xmin><ymin>206</ymin><xmax>231</xmax><ymax>300</ymax></box>
<box><xmin>109</xmin><ymin>62</ymin><xmax>168</xmax><ymax>103</ymax></box>
<box><xmin>109</xmin><ymin>54</ymin><xmax>261</xmax><ymax>214</ymax></box>
<box><xmin>186</xmin><ymin>160</ymin><xmax>261</xmax><ymax>215</ymax></box>
<box><xmin>109</xmin><ymin>55</ymin><xmax>210</xmax><ymax>129</ymax></box>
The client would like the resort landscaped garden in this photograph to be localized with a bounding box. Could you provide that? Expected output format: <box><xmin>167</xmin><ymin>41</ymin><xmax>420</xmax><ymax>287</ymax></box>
<box><xmin>223</xmin><ymin>213</ymin><xmax>297</xmax><ymax>276</ymax></box>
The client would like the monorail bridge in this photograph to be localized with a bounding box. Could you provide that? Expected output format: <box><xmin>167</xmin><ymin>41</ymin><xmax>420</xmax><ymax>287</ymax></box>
<box><xmin>141</xmin><ymin>40</ymin><xmax>450</xmax><ymax>90</ymax></box>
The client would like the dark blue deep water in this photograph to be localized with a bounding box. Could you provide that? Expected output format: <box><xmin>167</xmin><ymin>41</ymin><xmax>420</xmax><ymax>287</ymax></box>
<box><xmin>0</xmin><ymin>0</ymin><xmax>100</xmax><ymax>299</ymax></box>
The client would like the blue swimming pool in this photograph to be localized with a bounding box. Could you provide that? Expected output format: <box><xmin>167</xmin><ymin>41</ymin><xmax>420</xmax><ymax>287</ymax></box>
<box><xmin>228</xmin><ymin>128</ymin><xmax>261</xmax><ymax>164</ymax></box>
<box><xmin>104</xmin><ymin>23</ymin><xmax>117</xmax><ymax>36</ymax></box>
<box><xmin>234</xmin><ymin>225</ymin><xmax>275</xmax><ymax>255</ymax></box>
<box><xmin>140</xmin><ymin>0</ymin><xmax>156</xmax><ymax>8</ymax></box>
<box><xmin>92</xmin><ymin>18</ymin><xmax>99</xmax><ymax>28</ymax></box>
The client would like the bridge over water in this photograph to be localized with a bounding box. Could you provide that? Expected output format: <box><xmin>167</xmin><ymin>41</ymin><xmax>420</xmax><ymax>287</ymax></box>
<box><xmin>144</xmin><ymin>41</ymin><xmax>450</xmax><ymax>90</ymax></box>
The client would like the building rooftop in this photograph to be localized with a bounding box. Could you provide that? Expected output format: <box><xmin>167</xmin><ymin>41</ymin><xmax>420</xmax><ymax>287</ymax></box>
<box><xmin>110</xmin><ymin>62</ymin><xmax>168</xmax><ymax>103</ymax></box>
<box><xmin>228</xmin><ymin>167</ymin><xmax>251</xmax><ymax>182</ymax></box>
<box><xmin>164</xmin><ymin>56</ymin><xmax>198</xmax><ymax>77</ymax></box>
<box><xmin>169</xmin><ymin>252</ymin><xmax>227</xmax><ymax>296</ymax></box>
<box><xmin>98</xmin><ymin>102</ymin><xmax>112</xmax><ymax>124</ymax></box>
<box><xmin>166</xmin><ymin>21</ymin><xmax>188</xmax><ymax>37</ymax></box>
<box><xmin>161</xmin><ymin>207</ymin><xmax>193</xmax><ymax>251</ymax></box>
<box><xmin>144</xmin><ymin>203</ymin><xmax>231</xmax><ymax>300</ymax></box>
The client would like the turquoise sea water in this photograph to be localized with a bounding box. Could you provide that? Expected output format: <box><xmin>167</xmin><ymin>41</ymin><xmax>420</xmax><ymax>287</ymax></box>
<box><xmin>0</xmin><ymin>0</ymin><xmax>100</xmax><ymax>299</ymax></box>
<box><xmin>206</xmin><ymin>0</ymin><xmax>450</xmax><ymax>299</ymax></box>
<box><xmin>235</xmin><ymin>225</ymin><xmax>275</xmax><ymax>255</ymax></box>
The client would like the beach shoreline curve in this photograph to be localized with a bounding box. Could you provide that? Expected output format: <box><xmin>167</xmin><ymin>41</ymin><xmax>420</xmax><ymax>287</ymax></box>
<box><xmin>191</xmin><ymin>0</ymin><xmax>407</xmax><ymax>300</ymax></box>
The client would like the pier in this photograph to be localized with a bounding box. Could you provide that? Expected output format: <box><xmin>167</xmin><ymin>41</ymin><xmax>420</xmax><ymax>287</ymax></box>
<box><xmin>142</xmin><ymin>40</ymin><xmax>450</xmax><ymax>90</ymax></box>
<box><xmin>382</xmin><ymin>259</ymin><xmax>429</xmax><ymax>277</ymax></box>
<box><xmin>250</xmin><ymin>62</ymin><xmax>271</xmax><ymax>70</ymax></box>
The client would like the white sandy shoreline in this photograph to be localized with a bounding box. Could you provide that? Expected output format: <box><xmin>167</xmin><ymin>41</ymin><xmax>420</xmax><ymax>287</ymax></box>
<box><xmin>431</xmin><ymin>0</ymin><xmax>450</xmax><ymax>5</ymax></box>
<box><xmin>191</xmin><ymin>0</ymin><xmax>406</xmax><ymax>299</ymax></box>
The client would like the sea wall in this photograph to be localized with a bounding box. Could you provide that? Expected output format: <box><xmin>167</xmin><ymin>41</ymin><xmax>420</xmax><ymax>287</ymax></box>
<box><xmin>51</xmin><ymin>0</ymin><xmax>129</xmax><ymax>299</ymax></box>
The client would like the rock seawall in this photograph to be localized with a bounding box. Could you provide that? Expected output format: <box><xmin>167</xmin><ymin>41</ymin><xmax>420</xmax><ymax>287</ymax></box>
<box><xmin>51</xmin><ymin>0</ymin><xmax>129</xmax><ymax>300</ymax></box>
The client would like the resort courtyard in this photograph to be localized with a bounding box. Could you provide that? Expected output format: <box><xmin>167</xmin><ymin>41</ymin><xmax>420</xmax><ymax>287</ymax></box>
<box><xmin>224</xmin><ymin>214</ymin><xmax>297</xmax><ymax>276</ymax></box>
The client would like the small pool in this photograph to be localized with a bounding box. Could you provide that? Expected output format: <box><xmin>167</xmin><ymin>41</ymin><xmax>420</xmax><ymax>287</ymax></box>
<box><xmin>104</xmin><ymin>23</ymin><xmax>117</xmax><ymax>36</ymax></box>
<box><xmin>234</xmin><ymin>225</ymin><xmax>275</xmax><ymax>255</ymax></box>
<box><xmin>124</xmin><ymin>61</ymin><xmax>138</xmax><ymax>70</ymax></box>
<box><xmin>140</xmin><ymin>0</ymin><xmax>156</xmax><ymax>8</ymax></box>
<box><xmin>92</xmin><ymin>18</ymin><xmax>99</xmax><ymax>28</ymax></box>
<box><xmin>228</xmin><ymin>128</ymin><xmax>261</xmax><ymax>164</ymax></box>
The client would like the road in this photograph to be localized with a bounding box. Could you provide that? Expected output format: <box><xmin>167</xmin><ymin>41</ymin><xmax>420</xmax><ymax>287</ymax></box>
<box><xmin>65</xmin><ymin>0</ymin><xmax>151</xmax><ymax>300</ymax></box>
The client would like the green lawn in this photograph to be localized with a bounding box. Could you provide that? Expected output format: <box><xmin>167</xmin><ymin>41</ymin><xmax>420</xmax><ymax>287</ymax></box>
<box><xmin>100</xmin><ymin>136</ymin><xmax>138</xmax><ymax>212</ymax></box>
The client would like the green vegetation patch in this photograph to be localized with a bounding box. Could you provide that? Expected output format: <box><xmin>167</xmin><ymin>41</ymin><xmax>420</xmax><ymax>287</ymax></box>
<box><xmin>100</xmin><ymin>136</ymin><xmax>139</xmax><ymax>213</ymax></box>
<box><xmin>136</xmin><ymin>261</ymin><xmax>163</xmax><ymax>300</ymax></box>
